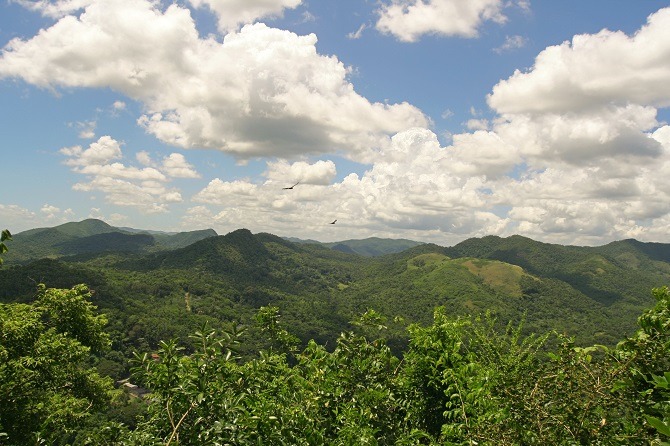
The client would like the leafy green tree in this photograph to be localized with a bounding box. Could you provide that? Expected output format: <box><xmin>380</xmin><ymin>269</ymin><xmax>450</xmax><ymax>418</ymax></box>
<box><xmin>127</xmin><ymin>309</ymin><xmax>407</xmax><ymax>445</ymax></box>
<box><xmin>617</xmin><ymin>286</ymin><xmax>670</xmax><ymax>443</ymax></box>
<box><xmin>118</xmin><ymin>287</ymin><xmax>670</xmax><ymax>444</ymax></box>
<box><xmin>645</xmin><ymin>371</ymin><xmax>670</xmax><ymax>444</ymax></box>
<box><xmin>0</xmin><ymin>284</ymin><xmax>114</xmax><ymax>445</ymax></box>
<box><xmin>0</xmin><ymin>229</ymin><xmax>10</xmax><ymax>266</ymax></box>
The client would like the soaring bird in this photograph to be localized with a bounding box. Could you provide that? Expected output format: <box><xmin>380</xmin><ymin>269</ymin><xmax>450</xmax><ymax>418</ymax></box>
<box><xmin>282</xmin><ymin>181</ymin><xmax>300</xmax><ymax>190</ymax></box>
<box><xmin>329</xmin><ymin>219</ymin><xmax>337</xmax><ymax>225</ymax></box>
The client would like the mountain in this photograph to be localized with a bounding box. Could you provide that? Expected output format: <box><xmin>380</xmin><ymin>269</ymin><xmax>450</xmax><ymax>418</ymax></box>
<box><xmin>5</xmin><ymin>219</ymin><xmax>120</xmax><ymax>263</ymax></box>
<box><xmin>444</xmin><ymin>235</ymin><xmax>670</xmax><ymax>304</ymax></box>
<box><xmin>56</xmin><ymin>232</ymin><xmax>156</xmax><ymax>256</ymax></box>
<box><xmin>286</xmin><ymin>236</ymin><xmax>424</xmax><ymax>256</ymax></box>
<box><xmin>3</xmin><ymin>219</ymin><xmax>217</xmax><ymax>264</ymax></box>
<box><xmin>323</xmin><ymin>237</ymin><xmax>424</xmax><ymax>256</ymax></box>
<box><xmin>2</xmin><ymin>228</ymin><xmax>670</xmax><ymax>361</ymax></box>
<box><xmin>151</xmin><ymin>229</ymin><xmax>218</xmax><ymax>250</ymax></box>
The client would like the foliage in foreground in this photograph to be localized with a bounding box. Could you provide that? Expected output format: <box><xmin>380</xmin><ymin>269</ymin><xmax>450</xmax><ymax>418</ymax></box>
<box><xmin>122</xmin><ymin>288</ymin><xmax>670</xmax><ymax>445</ymax></box>
<box><xmin>2</xmin><ymin>286</ymin><xmax>670</xmax><ymax>445</ymax></box>
<box><xmin>0</xmin><ymin>284</ymin><xmax>114</xmax><ymax>445</ymax></box>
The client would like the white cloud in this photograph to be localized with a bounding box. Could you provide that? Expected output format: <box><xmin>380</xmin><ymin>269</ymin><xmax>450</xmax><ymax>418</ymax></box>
<box><xmin>40</xmin><ymin>204</ymin><xmax>61</xmax><ymax>215</ymax></box>
<box><xmin>136</xmin><ymin>151</ymin><xmax>153</xmax><ymax>166</ymax></box>
<box><xmin>347</xmin><ymin>23</ymin><xmax>367</xmax><ymax>40</ymax></box>
<box><xmin>0</xmin><ymin>1</ymin><xmax>427</xmax><ymax>160</ymax></box>
<box><xmin>107</xmin><ymin>212</ymin><xmax>129</xmax><ymax>225</ymax></box>
<box><xmin>514</xmin><ymin>0</ymin><xmax>531</xmax><ymax>13</ymax></box>
<box><xmin>77</xmin><ymin>163</ymin><xmax>166</xmax><ymax>181</ymax></box>
<box><xmin>447</xmin><ymin>130</ymin><xmax>521</xmax><ymax>177</ymax></box>
<box><xmin>60</xmin><ymin>135</ymin><xmax>122</xmax><ymax>166</ymax></box>
<box><xmin>161</xmin><ymin>153</ymin><xmax>201</xmax><ymax>178</ymax></box>
<box><xmin>73</xmin><ymin>176</ymin><xmax>175</xmax><ymax>213</ymax></box>
<box><xmin>181</xmin><ymin>115</ymin><xmax>670</xmax><ymax>245</ymax></box>
<box><xmin>488</xmin><ymin>8</ymin><xmax>670</xmax><ymax>114</ymax></box>
<box><xmin>185</xmin><ymin>128</ymin><xmax>509</xmax><ymax>242</ymax></box>
<box><xmin>494</xmin><ymin>105</ymin><xmax>661</xmax><ymax>167</ymax></box>
<box><xmin>300</xmin><ymin>11</ymin><xmax>315</xmax><ymax>24</ymax></box>
<box><xmin>375</xmin><ymin>0</ymin><xmax>506</xmax><ymax>42</ymax></box>
<box><xmin>72</xmin><ymin>119</ymin><xmax>97</xmax><ymax>139</ymax></box>
<box><xmin>112</xmin><ymin>100</ymin><xmax>126</xmax><ymax>110</ymax></box>
<box><xmin>87</xmin><ymin>208</ymin><xmax>128</xmax><ymax>225</ymax></box>
<box><xmin>442</xmin><ymin>8</ymin><xmax>670</xmax><ymax>244</ymax></box>
<box><xmin>193</xmin><ymin>179</ymin><xmax>260</xmax><ymax>206</ymax></box>
<box><xmin>264</xmin><ymin>159</ymin><xmax>336</xmax><ymax>185</ymax></box>
<box><xmin>188</xmin><ymin>0</ymin><xmax>302</xmax><ymax>32</ymax></box>
<box><xmin>60</xmin><ymin>135</ymin><xmax>193</xmax><ymax>212</ymax></box>
<box><xmin>466</xmin><ymin>118</ymin><xmax>489</xmax><ymax>130</ymax></box>
<box><xmin>0</xmin><ymin>204</ymin><xmax>39</xmax><ymax>232</ymax></box>
<box><xmin>39</xmin><ymin>203</ymin><xmax>75</xmax><ymax>223</ymax></box>
<box><xmin>14</xmin><ymin>0</ymin><xmax>92</xmax><ymax>18</ymax></box>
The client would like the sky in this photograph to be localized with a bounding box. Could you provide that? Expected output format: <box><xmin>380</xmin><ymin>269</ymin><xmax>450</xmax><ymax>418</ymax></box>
<box><xmin>2</xmin><ymin>0</ymin><xmax>670</xmax><ymax>246</ymax></box>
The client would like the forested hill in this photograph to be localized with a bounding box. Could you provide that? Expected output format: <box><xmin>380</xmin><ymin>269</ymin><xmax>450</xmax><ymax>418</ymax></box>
<box><xmin>286</xmin><ymin>235</ymin><xmax>424</xmax><ymax>256</ymax></box>
<box><xmin>3</xmin><ymin>218</ymin><xmax>217</xmax><ymax>264</ymax></box>
<box><xmin>2</xmin><ymin>224</ymin><xmax>670</xmax><ymax>355</ymax></box>
<box><xmin>444</xmin><ymin>235</ymin><xmax>670</xmax><ymax>306</ymax></box>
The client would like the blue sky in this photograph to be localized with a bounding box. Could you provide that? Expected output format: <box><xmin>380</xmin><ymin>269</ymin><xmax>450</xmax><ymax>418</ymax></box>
<box><xmin>2</xmin><ymin>0</ymin><xmax>670</xmax><ymax>245</ymax></box>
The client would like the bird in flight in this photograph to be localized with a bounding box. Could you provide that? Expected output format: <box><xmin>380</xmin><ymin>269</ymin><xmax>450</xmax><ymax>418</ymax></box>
<box><xmin>329</xmin><ymin>219</ymin><xmax>337</xmax><ymax>225</ymax></box>
<box><xmin>282</xmin><ymin>181</ymin><xmax>300</xmax><ymax>190</ymax></box>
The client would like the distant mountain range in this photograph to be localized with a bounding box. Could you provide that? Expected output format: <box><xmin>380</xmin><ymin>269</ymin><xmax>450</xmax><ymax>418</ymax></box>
<box><xmin>3</xmin><ymin>219</ymin><xmax>218</xmax><ymax>264</ymax></box>
<box><xmin>4</xmin><ymin>219</ymin><xmax>425</xmax><ymax>264</ymax></box>
<box><xmin>285</xmin><ymin>236</ymin><xmax>424</xmax><ymax>256</ymax></box>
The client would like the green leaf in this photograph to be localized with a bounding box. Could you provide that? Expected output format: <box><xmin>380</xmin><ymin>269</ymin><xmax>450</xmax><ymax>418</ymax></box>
<box><xmin>646</xmin><ymin>415</ymin><xmax>670</xmax><ymax>437</ymax></box>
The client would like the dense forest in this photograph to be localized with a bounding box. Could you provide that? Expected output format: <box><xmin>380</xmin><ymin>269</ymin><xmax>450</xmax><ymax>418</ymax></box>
<box><xmin>1</xmin><ymin>220</ymin><xmax>670</xmax><ymax>444</ymax></box>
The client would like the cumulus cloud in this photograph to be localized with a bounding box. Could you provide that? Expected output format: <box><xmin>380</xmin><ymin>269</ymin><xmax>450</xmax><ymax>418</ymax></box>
<box><xmin>0</xmin><ymin>203</ymin><xmax>75</xmax><ymax>232</ymax></box>
<box><xmin>444</xmin><ymin>7</ymin><xmax>670</xmax><ymax>244</ymax></box>
<box><xmin>0</xmin><ymin>0</ymin><xmax>427</xmax><ymax>160</ymax></box>
<box><xmin>72</xmin><ymin>176</ymin><xmax>176</xmax><ymax>213</ymax></box>
<box><xmin>188</xmin><ymin>0</ymin><xmax>302</xmax><ymax>32</ymax></box>
<box><xmin>488</xmin><ymin>8</ymin><xmax>670</xmax><ymax>114</ymax></box>
<box><xmin>184</xmin><ymin>111</ymin><xmax>670</xmax><ymax>244</ymax></box>
<box><xmin>136</xmin><ymin>151</ymin><xmax>153</xmax><ymax>166</ymax></box>
<box><xmin>375</xmin><ymin>0</ymin><xmax>506</xmax><ymax>42</ymax></box>
<box><xmin>478</xmin><ymin>122</ymin><xmax>670</xmax><ymax>245</ymax></box>
<box><xmin>61</xmin><ymin>135</ymin><xmax>122</xmax><ymax>166</ymax></box>
<box><xmin>0</xmin><ymin>204</ymin><xmax>39</xmax><ymax>232</ymax></box>
<box><xmin>493</xmin><ymin>105</ymin><xmax>662</xmax><ymax>167</ymax></box>
<box><xmin>161</xmin><ymin>153</ymin><xmax>201</xmax><ymax>178</ymax></box>
<box><xmin>14</xmin><ymin>0</ymin><xmax>92</xmax><ymax>18</ymax></box>
<box><xmin>60</xmin><ymin>135</ymin><xmax>199</xmax><ymax>212</ymax></box>
<box><xmin>185</xmin><ymin>127</ymin><xmax>511</xmax><ymax>242</ymax></box>
<box><xmin>264</xmin><ymin>159</ymin><xmax>337</xmax><ymax>185</ymax></box>
<box><xmin>40</xmin><ymin>203</ymin><xmax>75</xmax><ymax>222</ymax></box>
<box><xmin>86</xmin><ymin>208</ymin><xmax>128</xmax><ymax>226</ymax></box>
<box><xmin>193</xmin><ymin>179</ymin><xmax>260</xmax><ymax>206</ymax></box>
